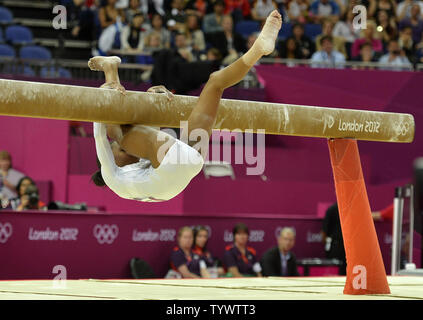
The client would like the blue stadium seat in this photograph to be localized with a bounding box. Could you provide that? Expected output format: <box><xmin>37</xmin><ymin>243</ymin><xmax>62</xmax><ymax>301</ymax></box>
<box><xmin>20</xmin><ymin>45</ymin><xmax>52</xmax><ymax>60</ymax></box>
<box><xmin>0</xmin><ymin>43</ymin><xmax>15</xmax><ymax>57</ymax></box>
<box><xmin>235</xmin><ymin>20</ymin><xmax>260</xmax><ymax>38</ymax></box>
<box><xmin>0</xmin><ymin>7</ymin><xmax>13</xmax><ymax>24</ymax></box>
<box><xmin>304</xmin><ymin>24</ymin><xmax>322</xmax><ymax>40</ymax></box>
<box><xmin>5</xmin><ymin>25</ymin><xmax>33</xmax><ymax>44</ymax></box>
<box><xmin>3</xmin><ymin>64</ymin><xmax>35</xmax><ymax>76</ymax></box>
<box><xmin>278</xmin><ymin>22</ymin><xmax>292</xmax><ymax>40</ymax></box>
<box><xmin>40</xmin><ymin>66</ymin><xmax>72</xmax><ymax>79</ymax></box>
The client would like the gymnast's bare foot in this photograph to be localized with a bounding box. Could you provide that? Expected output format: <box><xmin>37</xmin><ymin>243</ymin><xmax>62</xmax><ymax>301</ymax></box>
<box><xmin>88</xmin><ymin>56</ymin><xmax>121</xmax><ymax>71</ymax></box>
<box><xmin>255</xmin><ymin>10</ymin><xmax>282</xmax><ymax>55</ymax></box>
<box><xmin>100</xmin><ymin>81</ymin><xmax>126</xmax><ymax>95</ymax></box>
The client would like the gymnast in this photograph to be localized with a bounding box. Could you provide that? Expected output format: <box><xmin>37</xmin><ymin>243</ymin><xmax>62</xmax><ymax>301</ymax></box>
<box><xmin>90</xmin><ymin>10</ymin><xmax>282</xmax><ymax>202</ymax></box>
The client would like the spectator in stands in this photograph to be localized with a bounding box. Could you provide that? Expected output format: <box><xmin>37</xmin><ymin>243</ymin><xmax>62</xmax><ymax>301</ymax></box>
<box><xmin>321</xmin><ymin>203</ymin><xmax>346</xmax><ymax>275</ymax></box>
<box><xmin>286</xmin><ymin>0</ymin><xmax>309</xmax><ymax>24</ymax></box>
<box><xmin>168</xmin><ymin>226</ymin><xmax>211</xmax><ymax>278</ymax></box>
<box><xmin>352</xmin><ymin>41</ymin><xmax>379</xmax><ymax>68</ymax></box>
<box><xmin>223</xmin><ymin>223</ymin><xmax>262</xmax><ymax>277</ymax></box>
<box><xmin>379</xmin><ymin>38</ymin><xmax>412</xmax><ymax>70</ymax></box>
<box><xmin>417</xmin><ymin>33</ymin><xmax>423</xmax><ymax>62</ymax></box>
<box><xmin>165</xmin><ymin>0</ymin><xmax>187</xmax><ymax>32</ymax></box>
<box><xmin>192</xmin><ymin>225</ymin><xmax>225</xmax><ymax>276</ymax></box>
<box><xmin>251</xmin><ymin>0</ymin><xmax>278</xmax><ymax>24</ymax></box>
<box><xmin>0</xmin><ymin>150</ymin><xmax>25</xmax><ymax>201</ymax></box>
<box><xmin>125</xmin><ymin>0</ymin><xmax>142</xmax><ymax>24</ymax></box>
<box><xmin>120</xmin><ymin>13</ymin><xmax>148</xmax><ymax>53</ymax></box>
<box><xmin>207</xmin><ymin>15</ymin><xmax>247</xmax><ymax>64</ymax></box>
<box><xmin>67</xmin><ymin>0</ymin><xmax>97</xmax><ymax>40</ymax></box>
<box><xmin>99</xmin><ymin>0</ymin><xmax>126</xmax><ymax>30</ymax></box>
<box><xmin>311</xmin><ymin>35</ymin><xmax>345</xmax><ymax>68</ymax></box>
<box><xmin>184</xmin><ymin>14</ymin><xmax>207</xmax><ymax>54</ymax></box>
<box><xmin>399</xmin><ymin>4</ymin><xmax>423</xmax><ymax>45</ymax></box>
<box><xmin>398</xmin><ymin>26</ymin><xmax>416</xmax><ymax>62</ymax></box>
<box><xmin>309</xmin><ymin>0</ymin><xmax>341</xmax><ymax>24</ymax></box>
<box><xmin>8</xmin><ymin>177</ymin><xmax>46</xmax><ymax>211</ymax></box>
<box><xmin>185</xmin><ymin>0</ymin><xmax>211</xmax><ymax>18</ymax></box>
<box><xmin>260</xmin><ymin>227</ymin><xmax>299</xmax><ymax>277</ymax></box>
<box><xmin>279</xmin><ymin>36</ymin><xmax>304</xmax><ymax>58</ymax></box>
<box><xmin>144</xmin><ymin>14</ymin><xmax>171</xmax><ymax>49</ymax></box>
<box><xmin>332</xmin><ymin>5</ymin><xmax>362</xmax><ymax>58</ymax></box>
<box><xmin>375</xmin><ymin>9</ymin><xmax>398</xmax><ymax>46</ymax></box>
<box><xmin>397</xmin><ymin>0</ymin><xmax>423</xmax><ymax>21</ymax></box>
<box><xmin>369</xmin><ymin>0</ymin><xmax>396</xmax><ymax>19</ymax></box>
<box><xmin>315</xmin><ymin>19</ymin><xmax>347</xmax><ymax>57</ymax></box>
<box><xmin>291</xmin><ymin>23</ymin><xmax>315</xmax><ymax>59</ymax></box>
<box><xmin>351</xmin><ymin>20</ymin><xmax>383</xmax><ymax>59</ymax></box>
<box><xmin>203</xmin><ymin>0</ymin><xmax>225</xmax><ymax>35</ymax></box>
<box><xmin>224</xmin><ymin>0</ymin><xmax>251</xmax><ymax>22</ymax></box>
<box><xmin>174</xmin><ymin>32</ymin><xmax>195</xmax><ymax>61</ymax></box>
<box><xmin>372</xmin><ymin>203</ymin><xmax>393</xmax><ymax>221</ymax></box>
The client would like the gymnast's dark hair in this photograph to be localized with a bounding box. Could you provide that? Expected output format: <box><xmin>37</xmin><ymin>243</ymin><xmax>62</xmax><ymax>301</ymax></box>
<box><xmin>91</xmin><ymin>158</ymin><xmax>106</xmax><ymax>187</ymax></box>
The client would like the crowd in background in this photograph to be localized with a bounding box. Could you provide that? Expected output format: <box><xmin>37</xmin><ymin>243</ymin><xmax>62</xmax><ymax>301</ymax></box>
<box><xmin>63</xmin><ymin>0</ymin><xmax>423</xmax><ymax>71</ymax></box>
<box><xmin>164</xmin><ymin>223</ymin><xmax>301</xmax><ymax>279</ymax></box>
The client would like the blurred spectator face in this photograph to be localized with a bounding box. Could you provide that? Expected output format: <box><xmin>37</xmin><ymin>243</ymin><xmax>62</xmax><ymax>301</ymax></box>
<box><xmin>195</xmin><ymin>229</ymin><xmax>209</xmax><ymax>248</ymax></box>
<box><xmin>148</xmin><ymin>34</ymin><xmax>161</xmax><ymax>47</ymax></box>
<box><xmin>222</xmin><ymin>15</ymin><xmax>233</xmax><ymax>33</ymax></box>
<box><xmin>293</xmin><ymin>25</ymin><xmax>304</xmax><ymax>38</ymax></box>
<box><xmin>411</xmin><ymin>4</ymin><xmax>421</xmax><ymax>19</ymax></box>
<box><xmin>175</xmin><ymin>33</ymin><xmax>187</xmax><ymax>48</ymax></box>
<box><xmin>74</xmin><ymin>0</ymin><xmax>85</xmax><ymax>6</ymax></box>
<box><xmin>129</xmin><ymin>0</ymin><xmax>140</xmax><ymax>10</ymax></box>
<box><xmin>18</xmin><ymin>178</ymin><xmax>34</xmax><ymax>197</ymax></box>
<box><xmin>388</xmin><ymin>40</ymin><xmax>400</xmax><ymax>54</ymax></box>
<box><xmin>377</xmin><ymin>10</ymin><xmax>388</xmax><ymax>24</ymax></box>
<box><xmin>321</xmin><ymin>38</ymin><xmax>333</xmax><ymax>53</ymax></box>
<box><xmin>187</xmin><ymin>15</ymin><xmax>199</xmax><ymax>30</ymax></box>
<box><xmin>172</xmin><ymin>0</ymin><xmax>184</xmax><ymax>10</ymax></box>
<box><xmin>107</xmin><ymin>0</ymin><xmax>117</xmax><ymax>6</ymax></box>
<box><xmin>132</xmin><ymin>14</ymin><xmax>144</xmax><ymax>28</ymax></box>
<box><xmin>0</xmin><ymin>151</ymin><xmax>11</xmax><ymax>172</ymax></box>
<box><xmin>152</xmin><ymin>14</ymin><xmax>163</xmax><ymax>29</ymax></box>
<box><xmin>400</xmin><ymin>27</ymin><xmax>413</xmax><ymax>42</ymax></box>
<box><xmin>278</xmin><ymin>230</ymin><xmax>295</xmax><ymax>253</ymax></box>
<box><xmin>322</xmin><ymin>20</ymin><xmax>333</xmax><ymax>35</ymax></box>
<box><xmin>320</xmin><ymin>0</ymin><xmax>329</xmax><ymax>4</ymax></box>
<box><xmin>178</xmin><ymin>229</ymin><xmax>194</xmax><ymax>249</ymax></box>
<box><xmin>286</xmin><ymin>38</ymin><xmax>297</xmax><ymax>51</ymax></box>
<box><xmin>363</xmin><ymin>22</ymin><xmax>376</xmax><ymax>39</ymax></box>
<box><xmin>207</xmin><ymin>48</ymin><xmax>221</xmax><ymax>60</ymax></box>
<box><xmin>360</xmin><ymin>43</ymin><xmax>373</xmax><ymax>61</ymax></box>
<box><xmin>234</xmin><ymin>231</ymin><xmax>249</xmax><ymax>247</ymax></box>
<box><xmin>214</xmin><ymin>2</ymin><xmax>225</xmax><ymax>15</ymax></box>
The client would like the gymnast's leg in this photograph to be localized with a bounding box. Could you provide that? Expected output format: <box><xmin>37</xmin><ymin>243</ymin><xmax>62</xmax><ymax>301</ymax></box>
<box><xmin>184</xmin><ymin>10</ymin><xmax>282</xmax><ymax>149</ymax></box>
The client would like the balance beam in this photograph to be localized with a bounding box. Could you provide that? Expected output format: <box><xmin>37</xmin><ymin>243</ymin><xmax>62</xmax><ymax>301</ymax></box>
<box><xmin>0</xmin><ymin>79</ymin><xmax>414</xmax><ymax>143</ymax></box>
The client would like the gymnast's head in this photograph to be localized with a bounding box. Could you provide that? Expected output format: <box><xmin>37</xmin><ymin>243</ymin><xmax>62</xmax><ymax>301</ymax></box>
<box><xmin>92</xmin><ymin>158</ymin><xmax>106</xmax><ymax>187</ymax></box>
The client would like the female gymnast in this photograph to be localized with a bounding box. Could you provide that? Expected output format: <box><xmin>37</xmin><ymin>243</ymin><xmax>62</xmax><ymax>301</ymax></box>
<box><xmin>90</xmin><ymin>10</ymin><xmax>282</xmax><ymax>202</ymax></box>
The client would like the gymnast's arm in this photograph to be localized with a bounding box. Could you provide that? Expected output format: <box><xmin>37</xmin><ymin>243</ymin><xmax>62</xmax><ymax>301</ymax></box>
<box><xmin>93</xmin><ymin>122</ymin><xmax>119</xmax><ymax>179</ymax></box>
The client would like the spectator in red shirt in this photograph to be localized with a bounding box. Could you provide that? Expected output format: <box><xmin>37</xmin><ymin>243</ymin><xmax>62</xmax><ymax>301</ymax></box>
<box><xmin>372</xmin><ymin>203</ymin><xmax>394</xmax><ymax>221</ymax></box>
<box><xmin>224</xmin><ymin>0</ymin><xmax>251</xmax><ymax>22</ymax></box>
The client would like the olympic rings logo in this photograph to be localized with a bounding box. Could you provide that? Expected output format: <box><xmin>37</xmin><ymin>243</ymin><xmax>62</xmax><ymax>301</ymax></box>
<box><xmin>93</xmin><ymin>224</ymin><xmax>119</xmax><ymax>244</ymax></box>
<box><xmin>394</xmin><ymin>122</ymin><xmax>410</xmax><ymax>136</ymax></box>
<box><xmin>0</xmin><ymin>222</ymin><xmax>13</xmax><ymax>243</ymax></box>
